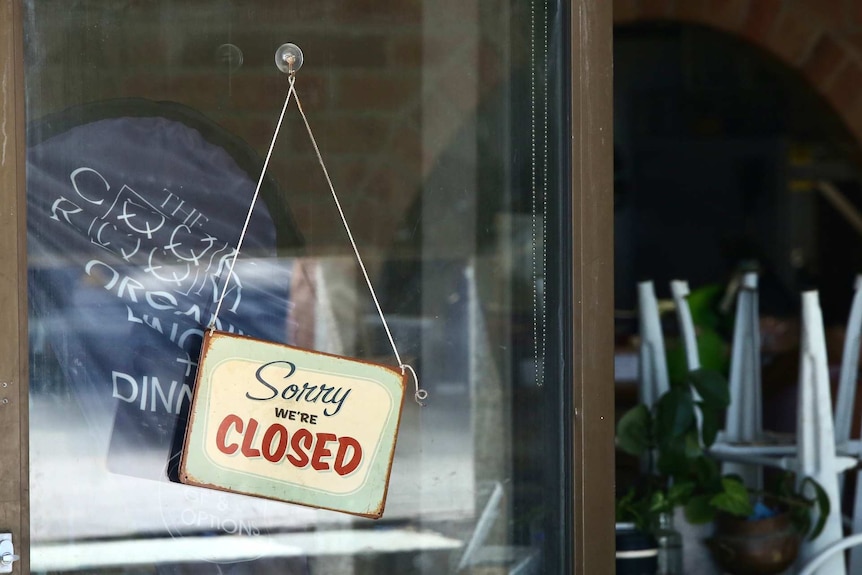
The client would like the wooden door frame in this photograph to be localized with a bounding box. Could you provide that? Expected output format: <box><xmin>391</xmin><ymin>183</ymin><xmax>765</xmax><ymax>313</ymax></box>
<box><xmin>0</xmin><ymin>0</ymin><xmax>29</xmax><ymax>573</ymax></box>
<box><xmin>571</xmin><ymin>1</ymin><xmax>614</xmax><ymax>573</ymax></box>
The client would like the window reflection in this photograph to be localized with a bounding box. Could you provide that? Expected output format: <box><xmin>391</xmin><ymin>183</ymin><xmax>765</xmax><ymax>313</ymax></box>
<box><xmin>25</xmin><ymin>1</ymin><xmax>566</xmax><ymax>573</ymax></box>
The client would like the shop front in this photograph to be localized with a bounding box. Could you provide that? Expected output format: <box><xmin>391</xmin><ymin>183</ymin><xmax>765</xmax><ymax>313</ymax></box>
<box><xmin>0</xmin><ymin>1</ymin><xmax>612</xmax><ymax>572</ymax></box>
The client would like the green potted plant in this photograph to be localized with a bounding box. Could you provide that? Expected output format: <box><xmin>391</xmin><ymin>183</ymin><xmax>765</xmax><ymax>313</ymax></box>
<box><xmin>616</xmin><ymin>368</ymin><xmax>830</xmax><ymax>574</ymax></box>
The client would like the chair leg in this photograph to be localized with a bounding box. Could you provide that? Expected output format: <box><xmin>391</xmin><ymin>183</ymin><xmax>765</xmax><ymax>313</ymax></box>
<box><xmin>637</xmin><ymin>281</ymin><xmax>669</xmax><ymax>409</ymax></box>
<box><xmin>671</xmin><ymin>280</ymin><xmax>700</xmax><ymax>372</ymax></box>
<box><xmin>835</xmin><ymin>275</ymin><xmax>862</xmax><ymax>574</ymax></box>
<box><xmin>797</xmin><ymin>291</ymin><xmax>846</xmax><ymax>575</ymax></box>
<box><xmin>798</xmin><ymin>533</ymin><xmax>862</xmax><ymax>575</ymax></box>
<box><xmin>834</xmin><ymin>276</ymin><xmax>862</xmax><ymax>445</ymax></box>
<box><xmin>724</xmin><ymin>273</ymin><xmax>762</xmax><ymax>489</ymax></box>
<box><xmin>671</xmin><ymin>280</ymin><xmax>704</xmax><ymax>434</ymax></box>
<box><xmin>849</xmin><ymin>470</ymin><xmax>862</xmax><ymax>575</ymax></box>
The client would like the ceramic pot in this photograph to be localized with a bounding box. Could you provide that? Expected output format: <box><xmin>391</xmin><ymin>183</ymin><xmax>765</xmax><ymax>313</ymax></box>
<box><xmin>706</xmin><ymin>511</ymin><xmax>800</xmax><ymax>575</ymax></box>
<box><xmin>616</xmin><ymin>523</ymin><xmax>658</xmax><ymax>575</ymax></box>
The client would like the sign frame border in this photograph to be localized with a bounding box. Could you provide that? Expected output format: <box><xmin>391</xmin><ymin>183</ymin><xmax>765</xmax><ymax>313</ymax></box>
<box><xmin>179</xmin><ymin>329</ymin><xmax>407</xmax><ymax>519</ymax></box>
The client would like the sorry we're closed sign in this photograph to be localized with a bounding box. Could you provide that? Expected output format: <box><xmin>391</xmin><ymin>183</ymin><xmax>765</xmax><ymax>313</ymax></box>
<box><xmin>180</xmin><ymin>331</ymin><xmax>406</xmax><ymax>518</ymax></box>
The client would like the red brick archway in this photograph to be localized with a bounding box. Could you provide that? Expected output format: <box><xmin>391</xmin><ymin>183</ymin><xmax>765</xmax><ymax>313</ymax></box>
<box><xmin>614</xmin><ymin>0</ymin><xmax>862</xmax><ymax>143</ymax></box>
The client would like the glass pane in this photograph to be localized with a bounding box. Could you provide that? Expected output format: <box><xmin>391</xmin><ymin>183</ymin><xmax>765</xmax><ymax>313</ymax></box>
<box><xmin>24</xmin><ymin>1</ymin><xmax>569</xmax><ymax>572</ymax></box>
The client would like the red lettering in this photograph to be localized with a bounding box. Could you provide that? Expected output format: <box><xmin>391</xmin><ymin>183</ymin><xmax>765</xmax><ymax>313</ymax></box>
<box><xmin>241</xmin><ymin>417</ymin><xmax>261</xmax><ymax>457</ymax></box>
<box><xmin>216</xmin><ymin>414</ymin><xmax>242</xmax><ymax>455</ymax></box>
<box><xmin>334</xmin><ymin>436</ymin><xmax>362</xmax><ymax>476</ymax></box>
<box><xmin>312</xmin><ymin>432</ymin><xmax>337</xmax><ymax>471</ymax></box>
<box><xmin>287</xmin><ymin>428</ymin><xmax>313</xmax><ymax>467</ymax></box>
<box><xmin>262</xmin><ymin>423</ymin><xmax>288</xmax><ymax>463</ymax></box>
<box><xmin>217</xmin><ymin>415</ymin><xmax>361</xmax><ymax>475</ymax></box>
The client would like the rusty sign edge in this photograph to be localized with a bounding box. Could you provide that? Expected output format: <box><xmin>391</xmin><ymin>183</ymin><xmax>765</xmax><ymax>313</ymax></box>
<box><xmin>179</xmin><ymin>329</ymin><xmax>407</xmax><ymax>520</ymax></box>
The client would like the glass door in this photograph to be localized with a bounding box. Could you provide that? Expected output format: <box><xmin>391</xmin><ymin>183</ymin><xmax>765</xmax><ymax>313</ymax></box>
<box><xmin>4</xmin><ymin>0</ymin><xmax>614</xmax><ymax>573</ymax></box>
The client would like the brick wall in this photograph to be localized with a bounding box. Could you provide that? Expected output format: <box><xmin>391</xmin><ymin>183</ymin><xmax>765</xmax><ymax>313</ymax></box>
<box><xmin>614</xmin><ymin>0</ymin><xmax>862</xmax><ymax>149</ymax></box>
<box><xmin>25</xmin><ymin>0</ymin><xmax>509</xmax><ymax>252</ymax></box>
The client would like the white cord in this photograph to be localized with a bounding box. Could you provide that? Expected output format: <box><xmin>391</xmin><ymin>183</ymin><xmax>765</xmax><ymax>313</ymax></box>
<box><xmin>211</xmin><ymin>75</ymin><xmax>428</xmax><ymax>406</ymax></box>
<box><xmin>210</xmin><ymin>78</ymin><xmax>296</xmax><ymax>329</ymax></box>
<box><xmin>292</xmin><ymin>87</ymin><xmax>428</xmax><ymax>404</ymax></box>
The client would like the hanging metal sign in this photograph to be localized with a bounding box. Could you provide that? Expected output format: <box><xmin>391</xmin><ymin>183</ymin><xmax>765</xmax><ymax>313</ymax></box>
<box><xmin>180</xmin><ymin>42</ymin><xmax>425</xmax><ymax>519</ymax></box>
<box><xmin>180</xmin><ymin>330</ymin><xmax>406</xmax><ymax>518</ymax></box>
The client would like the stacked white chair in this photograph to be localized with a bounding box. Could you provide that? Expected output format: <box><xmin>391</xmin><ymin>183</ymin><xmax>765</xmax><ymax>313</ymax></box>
<box><xmin>836</xmin><ymin>276</ymin><xmax>862</xmax><ymax>573</ymax></box>
<box><xmin>637</xmin><ymin>280</ymin><xmax>670</xmax><ymax>409</ymax></box>
<box><xmin>832</xmin><ymin>276</ymin><xmax>862</xmax><ymax>450</ymax></box>
<box><xmin>686</xmin><ymin>286</ymin><xmax>852</xmax><ymax>574</ymax></box>
<box><xmin>669</xmin><ymin>281</ymin><xmax>704</xmax><ymax>429</ymax></box>
<box><xmin>796</xmin><ymin>291</ymin><xmax>847</xmax><ymax>574</ymax></box>
<box><xmin>670</xmin><ymin>280</ymin><xmax>701</xmax><ymax>373</ymax></box>
<box><xmin>722</xmin><ymin>273</ymin><xmax>763</xmax><ymax>489</ymax></box>
<box><xmin>638</xmin><ymin>278</ymin><xmax>862</xmax><ymax>574</ymax></box>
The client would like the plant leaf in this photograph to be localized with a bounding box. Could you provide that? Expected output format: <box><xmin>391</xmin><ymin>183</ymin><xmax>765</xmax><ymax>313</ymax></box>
<box><xmin>687</xmin><ymin>284</ymin><xmax>724</xmax><ymax>331</ymax></box>
<box><xmin>710</xmin><ymin>477</ymin><xmax>753</xmax><ymax>518</ymax></box>
<box><xmin>657</xmin><ymin>435</ymin><xmax>688</xmax><ymax>476</ymax></box>
<box><xmin>696</xmin><ymin>330</ymin><xmax>729</xmax><ymax>374</ymax></box>
<box><xmin>772</xmin><ymin>471</ymin><xmax>795</xmax><ymax>499</ymax></box>
<box><xmin>800</xmin><ymin>477</ymin><xmax>831</xmax><ymax>540</ymax></box>
<box><xmin>699</xmin><ymin>404</ymin><xmax>721</xmax><ymax>447</ymax></box>
<box><xmin>615</xmin><ymin>488</ymin><xmax>635</xmax><ymax>522</ymax></box>
<box><xmin>616</xmin><ymin>487</ymin><xmax>639</xmax><ymax>523</ymax></box>
<box><xmin>688</xmin><ymin>368</ymin><xmax>730</xmax><ymax>409</ymax></box>
<box><xmin>656</xmin><ymin>430</ymin><xmax>702</xmax><ymax>478</ymax></box>
<box><xmin>616</xmin><ymin>486</ymin><xmax>653</xmax><ymax>532</ymax></box>
<box><xmin>616</xmin><ymin>404</ymin><xmax>652</xmax><ymax>456</ymax></box>
<box><xmin>684</xmin><ymin>429</ymin><xmax>703</xmax><ymax>458</ymax></box>
<box><xmin>648</xmin><ymin>491</ymin><xmax>671</xmax><ymax>514</ymax></box>
<box><xmin>668</xmin><ymin>481</ymin><xmax>695</xmax><ymax>507</ymax></box>
<box><xmin>691</xmin><ymin>455</ymin><xmax>722</xmax><ymax>490</ymax></box>
<box><xmin>665</xmin><ymin>344</ymin><xmax>688</xmax><ymax>386</ymax></box>
<box><xmin>684</xmin><ymin>494</ymin><xmax>715</xmax><ymax>524</ymax></box>
<box><xmin>656</xmin><ymin>386</ymin><xmax>695</xmax><ymax>441</ymax></box>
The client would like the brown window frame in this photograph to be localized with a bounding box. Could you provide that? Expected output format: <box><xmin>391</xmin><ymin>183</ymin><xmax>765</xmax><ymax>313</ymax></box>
<box><xmin>570</xmin><ymin>2</ymin><xmax>614</xmax><ymax>573</ymax></box>
<box><xmin>0</xmin><ymin>0</ymin><xmax>30</xmax><ymax>573</ymax></box>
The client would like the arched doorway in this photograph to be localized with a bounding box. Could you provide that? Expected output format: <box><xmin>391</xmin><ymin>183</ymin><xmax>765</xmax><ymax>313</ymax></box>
<box><xmin>615</xmin><ymin>22</ymin><xmax>862</xmax><ymax>321</ymax></box>
<box><xmin>615</xmin><ymin>0</ymin><xmax>862</xmax><ymax>145</ymax></box>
